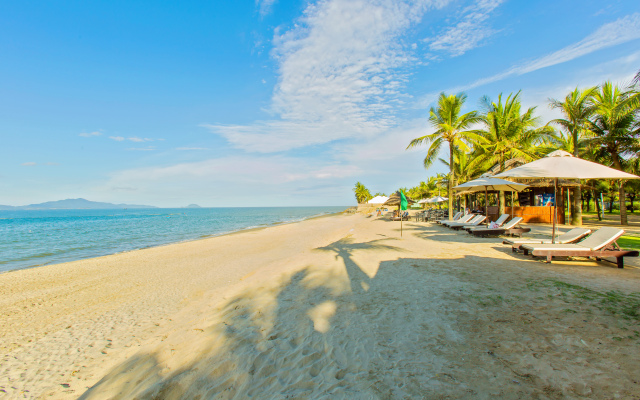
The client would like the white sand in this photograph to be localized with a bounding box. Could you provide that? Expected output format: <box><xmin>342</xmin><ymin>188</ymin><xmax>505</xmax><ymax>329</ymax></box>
<box><xmin>2</xmin><ymin>214</ymin><xmax>640</xmax><ymax>399</ymax></box>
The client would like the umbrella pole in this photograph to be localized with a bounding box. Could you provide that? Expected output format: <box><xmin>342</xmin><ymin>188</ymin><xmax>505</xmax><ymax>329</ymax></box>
<box><xmin>552</xmin><ymin>178</ymin><xmax>557</xmax><ymax>244</ymax></box>
<box><xmin>485</xmin><ymin>187</ymin><xmax>488</xmax><ymax>217</ymax></box>
<box><xmin>511</xmin><ymin>191</ymin><xmax>514</xmax><ymax>219</ymax></box>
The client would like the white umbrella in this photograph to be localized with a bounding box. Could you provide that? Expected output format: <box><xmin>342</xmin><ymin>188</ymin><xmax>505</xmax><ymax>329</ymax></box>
<box><xmin>453</xmin><ymin>177</ymin><xmax>528</xmax><ymax>217</ymax></box>
<box><xmin>494</xmin><ymin>150</ymin><xmax>640</xmax><ymax>242</ymax></box>
<box><xmin>426</xmin><ymin>195</ymin><xmax>448</xmax><ymax>203</ymax></box>
<box><xmin>367</xmin><ymin>195</ymin><xmax>389</xmax><ymax>205</ymax></box>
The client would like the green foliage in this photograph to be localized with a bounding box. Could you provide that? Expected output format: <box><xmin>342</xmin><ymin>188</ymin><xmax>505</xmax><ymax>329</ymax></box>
<box><xmin>352</xmin><ymin>182</ymin><xmax>373</xmax><ymax>204</ymax></box>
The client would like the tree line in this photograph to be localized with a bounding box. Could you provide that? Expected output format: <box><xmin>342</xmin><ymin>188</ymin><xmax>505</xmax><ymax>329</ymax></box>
<box><xmin>354</xmin><ymin>72</ymin><xmax>640</xmax><ymax>225</ymax></box>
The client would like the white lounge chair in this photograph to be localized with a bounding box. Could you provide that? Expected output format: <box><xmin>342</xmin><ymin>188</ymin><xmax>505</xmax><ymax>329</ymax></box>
<box><xmin>520</xmin><ymin>227</ymin><xmax>638</xmax><ymax>268</ymax></box>
<box><xmin>466</xmin><ymin>213</ymin><xmax>510</xmax><ymax>232</ymax></box>
<box><xmin>468</xmin><ymin>217</ymin><xmax>526</xmax><ymax>237</ymax></box>
<box><xmin>450</xmin><ymin>215</ymin><xmax>487</xmax><ymax>230</ymax></box>
<box><xmin>503</xmin><ymin>227</ymin><xmax>592</xmax><ymax>252</ymax></box>
<box><xmin>441</xmin><ymin>214</ymin><xmax>473</xmax><ymax>227</ymax></box>
<box><xmin>437</xmin><ymin>211</ymin><xmax>464</xmax><ymax>225</ymax></box>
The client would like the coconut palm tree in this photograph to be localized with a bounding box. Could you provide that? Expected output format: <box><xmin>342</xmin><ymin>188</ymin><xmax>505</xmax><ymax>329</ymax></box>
<box><xmin>439</xmin><ymin>150</ymin><xmax>484</xmax><ymax>211</ymax></box>
<box><xmin>471</xmin><ymin>91</ymin><xmax>555</xmax><ymax>214</ymax></box>
<box><xmin>407</xmin><ymin>92</ymin><xmax>481</xmax><ymax>219</ymax></box>
<box><xmin>353</xmin><ymin>182</ymin><xmax>373</xmax><ymax>204</ymax></box>
<box><xmin>548</xmin><ymin>87</ymin><xmax>597</xmax><ymax>226</ymax></box>
<box><xmin>586</xmin><ymin>81</ymin><xmax>640</xmax><ymax>225</ymax></box>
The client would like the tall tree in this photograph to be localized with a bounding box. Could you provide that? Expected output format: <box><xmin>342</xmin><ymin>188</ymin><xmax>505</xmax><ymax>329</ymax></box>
<box><xmin>471</xmin><ymin>92</ymin><xmax>554</xmax><ymax>214</ymax></box>
<box><xmin>586</xmin><ymin>81</ymin><xmax>640</xmax><ymax>225</ymax></box>
<box><xmin>548</xmin><ymin>87</ymin><xmax>597</xmax><ymax>226</ymax></box>
<box><xmin>353</xmin><ymin>182</ymin><xmax>373</xmax><ymax>204</ymax></box>
<box><xmin>406</xmin><ymin>92</ymin><xmax>481</xmax><ymax>219</ymax></box>
<box><xmin>439</xmin><ymin>150</ymin><xmax>484</xmax><ymax>211</ymax></box>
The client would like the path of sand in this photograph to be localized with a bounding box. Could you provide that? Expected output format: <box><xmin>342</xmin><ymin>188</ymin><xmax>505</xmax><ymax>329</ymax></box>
<box><xmin>2</xmin><ymin>213</ymin><xmax>640</xmax><ymax>399</ymax></box>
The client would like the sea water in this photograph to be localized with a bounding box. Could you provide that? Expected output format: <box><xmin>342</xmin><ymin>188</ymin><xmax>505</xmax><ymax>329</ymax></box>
<box><xmin>0</xmin><ymin>207</ymin><xmax>347</xmax><ymax>273</ymax></box>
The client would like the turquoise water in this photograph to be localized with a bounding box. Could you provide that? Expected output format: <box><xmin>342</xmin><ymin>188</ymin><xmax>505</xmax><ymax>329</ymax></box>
<box><xmin>0</xmin><ymin>207</ymin><xmax>347</xmax><ymax>273</ymax></box>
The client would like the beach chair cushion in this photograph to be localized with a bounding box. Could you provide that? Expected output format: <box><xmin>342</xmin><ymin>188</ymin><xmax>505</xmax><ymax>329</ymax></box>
<box><xmin>504</xmin><ymin>228</ymin><xmax>591</xmax><ymax>246</ymax></box>
<box><xmin>521</xmin><ymin>227</ymin><xmax>624</xmax><ymax>252</ymax></box>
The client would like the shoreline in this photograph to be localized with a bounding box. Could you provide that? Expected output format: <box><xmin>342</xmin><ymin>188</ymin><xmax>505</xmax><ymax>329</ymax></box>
<box><xmin>0</xmin><ymin>208</ymin><xmax>348</xmax><ymax>276</ymax></box>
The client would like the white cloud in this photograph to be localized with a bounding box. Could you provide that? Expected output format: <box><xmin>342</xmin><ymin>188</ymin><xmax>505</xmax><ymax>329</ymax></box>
<box><xmin>464</xmin><ymin>12</ymin><xmax>640</xmax><ymax>90</ymax></box>
<box><xmin>256</xmin><ymin>0</ymin><xmax>278</xmax><ymax>16</ymax></box>
<box><xmin>176</xmin><ymin>147</ymin><xmax>210</xmax><ymax>151</ymax></box>
<box><xmin>425</xmin><ymin>0</ymin><xmax>504</xmax><ymax>56</ymax></box>
<box><xmin>21</xmin><ymin>162</ymin><xmax>37</xmax><ymax>166</ymax></box>
<box><xmin>79</xmin><ymin>131</ymin><xmax>102</xmax><ymax>137</ymax></box>
<box><xmin>207</xmin><ymin>0</ymin><xmax>451</xmax><ymax>153</ymax></box>
<box><xmin>128</xmin><ymin>137</ymin><xmax>155</xmax><ymax>142</ymax></box>
<box><xmin>109</xmin><ymin>136</ymin><xmax>125</xmax><ymax>141</ymax></box>
<box><xmin>126</xmin><ymin>146</ymin><xmax>156</xmax><ymax>151</ymax></box>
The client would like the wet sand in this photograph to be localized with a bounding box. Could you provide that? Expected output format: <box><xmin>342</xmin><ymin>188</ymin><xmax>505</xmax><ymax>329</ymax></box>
<box><xmin>2</xmin><ymin>213</ymin><xmax>640</xmax><ymax>399</ymax></box>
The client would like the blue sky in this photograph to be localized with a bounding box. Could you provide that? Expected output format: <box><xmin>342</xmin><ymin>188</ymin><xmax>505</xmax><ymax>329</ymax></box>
<box><xmin>2</xmin><ymin>0</ymin><xmax>640</xmax><ymax>207</ymax></box>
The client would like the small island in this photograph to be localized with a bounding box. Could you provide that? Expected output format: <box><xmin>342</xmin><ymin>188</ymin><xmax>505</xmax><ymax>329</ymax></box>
<box><xmin>185</xmin><ymin>204</ymin><xmax>202</xmax><ymax>208</ymax></box>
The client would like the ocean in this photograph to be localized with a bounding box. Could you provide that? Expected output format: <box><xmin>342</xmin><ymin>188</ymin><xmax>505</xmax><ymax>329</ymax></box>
<box><xmin>0</xmin><ymin>206</ymin><xmax>347</xmax><ymax>273</ymax></box>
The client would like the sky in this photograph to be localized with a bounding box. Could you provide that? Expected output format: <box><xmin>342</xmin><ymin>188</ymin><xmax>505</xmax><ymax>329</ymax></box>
<box><xmin>1</xmin><ymin>0</ymin><xmax>640</xmax><ymax>207</ymax></box>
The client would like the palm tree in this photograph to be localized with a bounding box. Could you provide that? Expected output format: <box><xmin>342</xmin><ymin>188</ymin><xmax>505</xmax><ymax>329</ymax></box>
<box><xmin>586</xmin><ymin>81</ymin><xmax>640</xmax><ymax>225</ymax></box>
<box><xmin>439</xmin><ymin>150</ymin><xmax>484</xmax><ymax>211</ymax></box>
<box><xmin>353</xmin><ymin>182</ymin><xmax>373</xmax><ymax>204</ymax></box>
<box><xmin>471</xmin><ymin>92</ymin><xmax>555</xmax><ymax>214</ymax></box>
<box><xmin>548</xmin><ymin>87</ymin><xmax>597</xmax><ymax>226</ymax></box>
<box><xmin>407</xmin><ymin>92</ymin><xmax>481</xmax><ymax>219</ymax></box>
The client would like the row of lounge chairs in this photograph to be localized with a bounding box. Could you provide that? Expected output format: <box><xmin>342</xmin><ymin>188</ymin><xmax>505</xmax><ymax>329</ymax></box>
<box><xmin>437</xmin><ymin>213</ymin><xmax>638</xmax><ymax>268</ymax></box>
<box><xmin>438</xmin><ymin>212</ymin><xmax>529</xmax><ymax>237</ymax></box>
<box><xmin>505</xmin><ymin>227</ymin><xmax>638</xmax><ymax>268</ymax></box>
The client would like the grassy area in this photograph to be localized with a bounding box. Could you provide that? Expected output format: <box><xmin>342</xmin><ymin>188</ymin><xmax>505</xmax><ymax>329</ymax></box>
<box><xmin>528</xmin><ymin>279</ymin><xmax>640</xmax><ymax>321</ymax></box>
<box><xmin>617</xmin><ymin>236</ymin><xmax>640</xmax><ymax>251</ymax></box>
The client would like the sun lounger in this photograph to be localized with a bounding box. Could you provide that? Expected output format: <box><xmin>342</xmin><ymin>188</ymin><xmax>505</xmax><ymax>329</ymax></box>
<box><xmin>520</xmin><ymin>227</ymin><xmax>638</xmax><ymax>268</ymax></box>
<box><xmin>440</xmin><ymin>214</ymin><xmax>473</xmax><ymax>226</ymax></box>
<box><xmin>468</xmin><ymin>217</ymin><xmax>527</xmax><ymax>237</ymax></box>
<box><xmin>444</xmin><ymin>214</ymin><xmax>482</xmax><ymax>228</ymax></box>
<box><xmin>437</xmin><ymin>212</ymin><xmax>465</xmax><ymax>225</ymax></box>
<box><xmin>450</xmin><ymin>215</ymin><xmax>487</xmax><ymax>230</ymax></box>
<box><xmin>503</xmin><ymin>228</ymin><xmax>592</xmax><ymax>252</ymax></box>
<box><xmin>466</xmin><ymin>214</ymin><xmax>510</xmax><ymax>232</ymax></box>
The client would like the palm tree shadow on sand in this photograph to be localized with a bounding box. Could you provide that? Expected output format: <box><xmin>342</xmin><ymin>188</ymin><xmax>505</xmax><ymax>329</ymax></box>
<box><xmin>80</xmin><ymin>246</ymin><xmax>577</xmax><ymax>399</ymax></box>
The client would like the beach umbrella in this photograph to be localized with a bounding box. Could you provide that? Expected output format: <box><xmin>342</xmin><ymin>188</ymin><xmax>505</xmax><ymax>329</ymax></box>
<box><xmin>426</xmin><ymin>195</ymin><xmax>448</xmax><ymax>203</ymax></box>
<box><xmin>494</xmin><ymin>150</ymin><xmax>640</xmax><ymax>242</ymax></box>
<box><xmin>453</xmin><ymin>177</ymin><xmax>529</xmax><ymax>217</ymax></box>
<box><xmin>368</xmin><ymin>195</ymin><xmax>389</xmax><ymax>205</ymax></box>
<box><xmin>384</xmin><ymin>191</ymin><xmax>415</xmax><ymax>237</ymax></box>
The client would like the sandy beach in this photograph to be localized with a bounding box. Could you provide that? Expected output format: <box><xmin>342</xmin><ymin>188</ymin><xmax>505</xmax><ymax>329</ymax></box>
<box><xmin>2</xmin><ymin>212</ymin><xmax>640</xmax><ymax>399</ymax></box>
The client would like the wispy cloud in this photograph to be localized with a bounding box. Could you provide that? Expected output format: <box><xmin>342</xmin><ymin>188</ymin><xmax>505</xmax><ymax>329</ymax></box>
<box><xmin>126</xmin><ymin>146</ymin><xmax>156</xmax><ymax>151</ymax></box>
<box><xmin>207</xmin><ymin>0</ymin><xmax>450</xmax><ymax>153</ymax></box>
<box><xmin>425</xmin><ymin>0</ymin><xmax>504</xmax><ymax>57</ymax></box>
<box><xmin>176</xmin><ymin>147</ymin><xmax>210</xmax><ymax>151</ymax></box>
<box><xmin>464</xmin><ymin>12</ymin><xmax>640</xmax><ymax>90</ymax></box>
<box><xmin>79</xmin><ymin>131</ymin><xmax>102</xmax><ymax>137</ymax></box>
<box><xmin>109</xmin><ymin>136</ymin><xmax>158</xmax><ymax>142</ymax></box>
<box><xmin>256</xmin><ymin>0</ymin><xmax>278</xmax><ymax>16</ymax></box>
<box><xmin>20</xmin><ymin>161</ymin><xmax>59</xmax><ymax>166</ymax></box>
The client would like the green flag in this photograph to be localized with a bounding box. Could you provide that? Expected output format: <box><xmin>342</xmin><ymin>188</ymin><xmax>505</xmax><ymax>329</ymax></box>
<box><xmin>400</xmin><ymin>191</ymin><xmax>408</xmax><ymax>210</ymax></box>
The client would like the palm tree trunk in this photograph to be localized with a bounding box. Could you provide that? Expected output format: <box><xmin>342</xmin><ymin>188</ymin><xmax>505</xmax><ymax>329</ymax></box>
<box><xmin>571</xmin><ymin>187</ymin><xmax>582</xmax><ymax>226</ymax></box>
<box><xmin>619</xmin><ymin>181</ymin><xmax>628</xmax><ymax>225</ymax></box>
<box><xmin>498</xmin><ymin>191</ymin><xmax>505</xmax><ymax>216</ymax></box>
<box><xmin>448</xmin><ymin>145</ymin><xmax>454</xmax><ymax>220</ymax></box>
<box><xmin>611</xmin><ymin>156</ymin><xmax>628</xmax><ymax>225</ymax></box>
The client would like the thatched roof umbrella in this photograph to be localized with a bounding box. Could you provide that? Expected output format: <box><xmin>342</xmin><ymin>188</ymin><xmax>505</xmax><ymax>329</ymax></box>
<box><xmin>383</xmin><ymin>192</ymin><xmax>415</xmax><ymax>237</ymax></box>
<box><xmin>383</xmin><ymin>191</ymin><xmax>416</xmax><ymax>207</ymax></box>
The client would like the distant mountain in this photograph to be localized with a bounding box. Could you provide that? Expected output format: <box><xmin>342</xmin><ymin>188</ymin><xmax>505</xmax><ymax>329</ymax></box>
<box><xmin>185</xmin><ymin>204</ymin><xmax>202</xmax><ymax>208</ymax></box>
<box><xmin>0</xmin><ymin>198</ymin><xmax>156</xmax><ymax>210</ymax></box>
